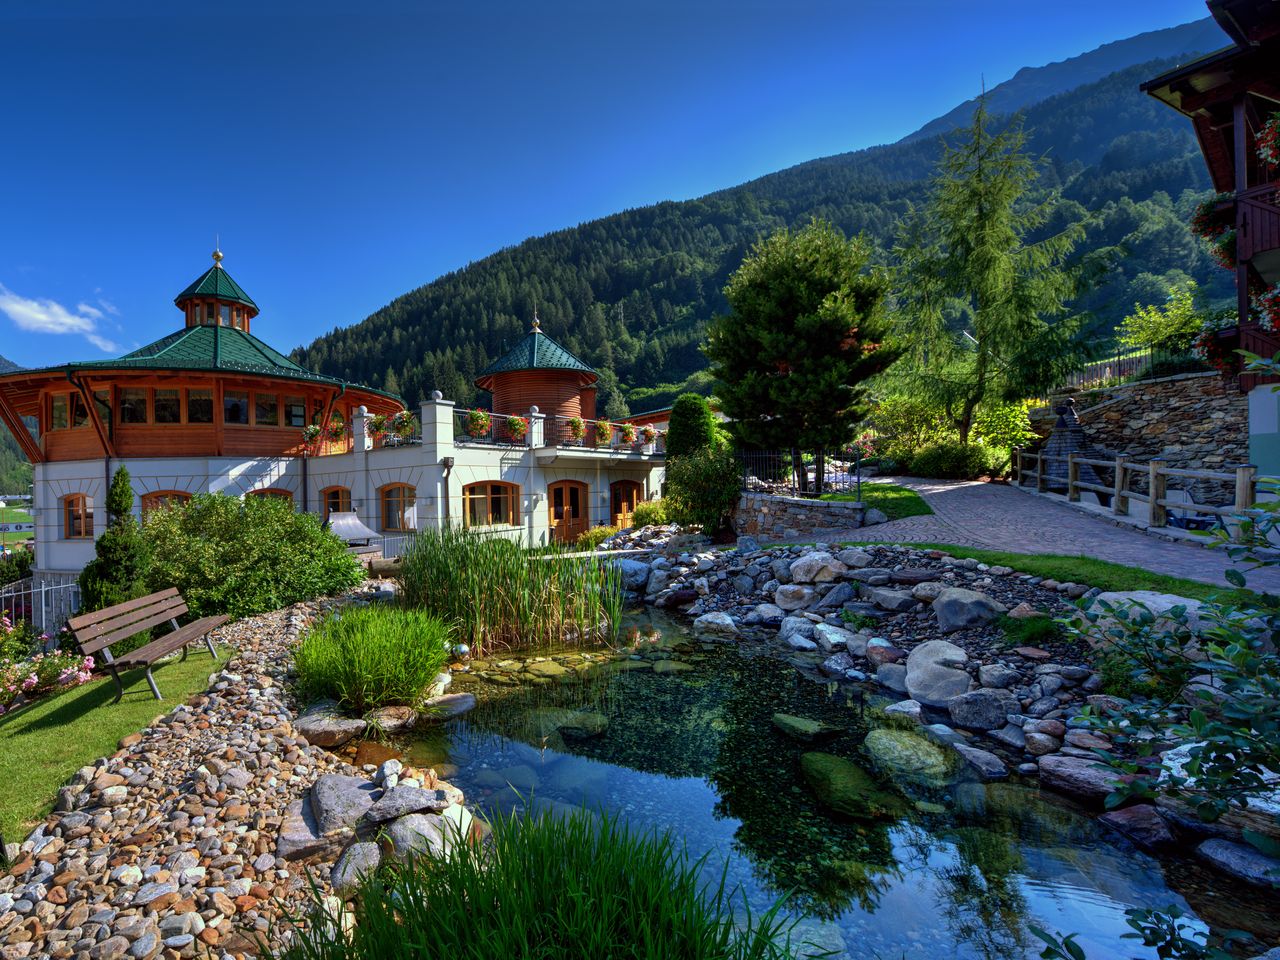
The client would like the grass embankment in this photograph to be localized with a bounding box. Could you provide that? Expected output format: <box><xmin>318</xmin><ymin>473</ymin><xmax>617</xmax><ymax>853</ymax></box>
<box><xmin>820</xmin><ymin>482</ymin><xmax>933</xmax><ymax>521</ymax></box>
<box><xmin>0</xmin><ymin>649</ymin><xmax>224</xmax><ymax>841</ymax></box>
<box><xmin>0</xmin><ymin>505</ymin><xmax>33</xmax><ymax>546</ymax></box>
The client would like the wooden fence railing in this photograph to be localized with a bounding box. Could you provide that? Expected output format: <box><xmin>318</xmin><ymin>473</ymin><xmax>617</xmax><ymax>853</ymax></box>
<box><xmin>1012</xmin><ymin>449</ymin><xmax>1258</xmax><ymax>530</ymax></box>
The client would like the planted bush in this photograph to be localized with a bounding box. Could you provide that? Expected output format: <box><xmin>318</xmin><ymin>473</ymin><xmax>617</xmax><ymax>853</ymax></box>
<box><xmin>576</xmin><ymin>525</ymin><xmax>619</xmax><ymax>550</ymax></box>
<box><xmin>144</xmin><ymin>493</ymin><xmax>363</xmax><ymax>619</ymax></box>
<box><xmin>278</xmin><ymin>807</ymin><xmax>794</xmax><ymax>960</ymax></box>
<box><xmin>908</xmin><ymin>440</ymin><xmax>999</xmax><ymax>480</ymax></box>
<box><xmin>398</xmin><ymin>526</ymin><xmax>623</xmax><ymax>656</ymax></box>
<box><xmin>631</xmin><ymin>499</ymin><xmax>667</xmax><ymax>527</ymax></box>
<box><xmin>665</xmin><ymin>443</ymin><xmax>740</xmax><ymax>534</ymax></box>
<box><xmin>295</xmin><ymin>606</ymin><xmax>449</xmax><ymax>715</ymax></box>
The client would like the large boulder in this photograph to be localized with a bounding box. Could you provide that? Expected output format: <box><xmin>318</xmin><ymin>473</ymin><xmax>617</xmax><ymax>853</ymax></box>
<box><xmin>952</xmin><ymin>743</ymin><xmax>1009</xmax><ymax>782</ymax></box>
<box><xmin>693</xmin><ymin>612</ymin><xmax>739</xmax><ymax>637</ymax></box>
<box><xmin>310</xmin><ymin>775</ymin><xmax>379</xmax><ymax>835</ymax></box>
<box><xmin>1037</xmin><ymin>755</ymin><xmax>1122</xmax><ymax>806</ymax></box>
<box><xmin>611</xmin><ymin>558</ymin><xmax>651</xmax><ymax>592</ymax></box>
<box><xmin>863</xmin><ymin>728</ymin><xmax>956</xmax><ymax>786</ymax></box>
<box><xmin>1197</xmin><ymin>839</ymin><xmax>1280</xmax><ymax>887</ymax></box>
<box><xmin>790</xmin><ymin>552</ymin><xmax>848</xmax><ymax>584</ymax></box>
<box><xmin>904</xmin><ymin>640</ymin><xmax>971</xmax><ymax>708</ymax></box>
<box><xmin>866</xmin><ymin>587</ymin><xmax>915</xmax><ymax>613</ymax></box>
<box><xmin>1098</xmin><ymin>804</ymin><xmax>1174</xmax><ymax>851</ymax></box>
<box><xmin>775</xmin><ymin>584</ymin><xmax>816</xmax><ymax>611</ymax></box>
<box><xmin>330</xmin><ymin>842</ymin><xmax>381</xmax><ymax>898</ymax></box>
<box><xmin>800</xmin><ymin>752</ymin><xmax>906</xmax><ymax>820</ymax></box>
<box><xmin>814</xmin><ymin>582</ymin><xmax>856</xmax><ymax>610</ymax></box>
<box><xmin>1085</xmin><ymin>591</ymin><xmax>1208</xmax><ymax>637</ymax></box>
<box><xmin>295</xmin><ymin>700</ymin><xmax>366</xmax><ymax>748</ymax></box>
<box><xmin>932</xmin><ymin>588</ymin><xmax>1007</xmax><ymax>634</ymax></box>
<box><xmin>363</xmin><ymin>786</ymin><xmax>454</xmax><ymax>823</ymax></box>
<box><xmin>812</xmin><ymin>623</ymin><xmax>856</xmax><ymax>653</ymax></box>
<box><xmin>947</xmin><ymin>689</ymin><xmax>1018</xmax><ymax>731</ymax></box>
<box><xmin>835</xmin><ymin>547</ymin><xmax>873</xmax><ymax>569</ymax></box>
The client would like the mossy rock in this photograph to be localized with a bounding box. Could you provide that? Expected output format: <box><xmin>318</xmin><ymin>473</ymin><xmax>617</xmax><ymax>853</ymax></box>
<box><xmin>862</xmin><ymin>728</ymin><xmax>957</xmax><ymax>787</ymax></box>
<box><xmin>653</xmin><ymin>660</ymin><xmax>694</xmax><ymax>674</ymax></box>
<box><xmin>772</xmin><ymin>713</ymin><xmax>843</xmax><ymax>742</ymax></box>
<box><xmin>800</xmin><ymin>751</ymin><xmax>906</xmax><ymax>820</ymax></box>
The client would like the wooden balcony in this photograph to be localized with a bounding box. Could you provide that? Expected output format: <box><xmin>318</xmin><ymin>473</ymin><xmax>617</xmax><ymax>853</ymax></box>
<box><xmin>1238</xmin><ymin>183</ymin><xmax>1280</xmax><ymax>284</ymax></box>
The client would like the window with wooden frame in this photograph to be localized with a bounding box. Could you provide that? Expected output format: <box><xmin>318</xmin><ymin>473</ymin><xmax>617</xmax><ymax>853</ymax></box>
<box><xmin>141</xmin><ymin>490</ymin><xmax>191</xmax><ymax>516</ymax></box>
<box><xmin>284</xmin><ymin>396</ymin><xmax>307</xmax><ymax>428</ymax></box>
<box><xmin>187</xmin><ymin>388</ymin><xmax>214</xmax><ymax>424</ymax></box>
<box><xmin>50</xmin><ymin>394</ymin><xmax>69</xmax><ymax>430</ymax></box>
<box><xmin>380</xmin><ymin>483</ymin><xmax>415</xmax><ymax>532</ymax></box>
<box><xmin>63</xmin><ymin>494</ymin><xmax>94</xmax><ymax>539</ymax></box>
<box><xmin>463</xmin><ymin>481</ymin><xmax>520</xmax><ymax>527</ymax></box>
<box><xmin>321</xmin><ymin>486</ymin><xmax>352</xmax><ymax>521</ymax></box>
<box><xmin>154</xmin><ymin>389</ymin><xmax>181</xmax><ymax>424</ymax></box>
<box><xmin>224</xmin><ymin>390</ymin><xmax>249</xmax><ymax>425</ymax></box>
<box><xmin>248</xmin><ymin>488</ymin><xmax>294</xmax><ymax>505</ymax></box>
<box><xmin>254</xmin><ymin>393</ymin><xmax>280</xmax><ymax>426</ymax></box>
<box><xmin>120</xmin><ymin>388</ymin><xmax>148</xmax><ymax>424</ymax></box>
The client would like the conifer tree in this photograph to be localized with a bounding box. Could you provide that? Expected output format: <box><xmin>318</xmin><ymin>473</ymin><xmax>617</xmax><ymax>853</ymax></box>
<box><xmin>78</xmin><ymin>465</ymin><xmax>151</xmax><ymax>614</ymax></box>
<box><xmin>665</xmin><ymin>393</ymin><xmax>717</xmax><ymax>457</ymax></box>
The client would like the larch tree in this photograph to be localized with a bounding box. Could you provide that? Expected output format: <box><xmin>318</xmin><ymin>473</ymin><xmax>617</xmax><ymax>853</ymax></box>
<box><xmin>894</xmin><ymin>102</ymin><xmax>1087</xmax><ymax>443</ymax></box>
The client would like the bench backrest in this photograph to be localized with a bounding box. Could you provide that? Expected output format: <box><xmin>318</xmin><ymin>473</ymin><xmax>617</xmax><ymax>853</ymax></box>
<box><xmin>67</xmin><ymin>587</ymin><xmax>187</xmax><ymax>655</ymax></box>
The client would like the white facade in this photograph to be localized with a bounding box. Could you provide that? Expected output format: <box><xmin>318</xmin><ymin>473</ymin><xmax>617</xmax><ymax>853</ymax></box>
<box><xmin>30</xmin><ymin>398</ymin><xmax>665</xmax><ymax>582</ymax></box>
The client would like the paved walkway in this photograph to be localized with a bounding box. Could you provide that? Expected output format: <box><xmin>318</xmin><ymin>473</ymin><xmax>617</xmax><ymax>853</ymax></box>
<box><xmin>856</xmin><ymin>477</ymin><xmax>1280</xmax><ymax>591</ymax></box>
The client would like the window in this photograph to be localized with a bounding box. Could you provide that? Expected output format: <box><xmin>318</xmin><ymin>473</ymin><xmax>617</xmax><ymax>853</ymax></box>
<box><xmin>254</xmin><ymin>393</ymin><xmax>279</xmax><ymax>426</ymax></box>
<box><xmin>464</xmin><ymin>482</ymin><xmax>519</xmax><ymax>527</ymax></box>
<box><xmin>63</xmin><ymin>494</ymin><xmax>94</xmax><ymax>539</ymax></box>
<box><xmin>120</xmin><ymin>389</ymin><xmax>148</xmax><ymax>424</ymax></box>
<box><xmin>70</xmin><ymin>393</ymin><xmax>89</xmax><ymax>428</ymax></box>
<box><xmin>224</xmin><ymin>390</ymin><xmax>249</xmax><ymax>424</ymax></box>
<box><xmin>51</xmin><ymin>394</ymin><xmax>68</xmax><ymax>430</ymax></box>
<box><xmin>154</xmin><ymin>389</ymin><xmax>180</xmax><ymax>424</ymax></box>
<box><xmin>141</xmin><ymin>490</ymin><xmax>190</xmax><ymax>515</ymax></box>
<box><xmin>322</xmin><ymin>486</ymin><xmax>352</xmax><ymax>521</ymax></box>
<box><xmin>187</xmin><ymin>389</ymin><xmax>213</xmax><ymax>424</ymax></box>
<box><xmin>220</xmin><ymin>304</ymin><xmax>231</xmax><ymax>326</ymax></box>
<box><xmin>380</xmin><ymin>484</ymin><xmax>415</xmax><ymax>531</ymax></box>
<box><xmin>93</xmin><ymin>390</ymin><xmax>111</xmax><ymax>427</ymax></box>
<box><xmin>249</xmin><ymin>489</ymin><xmax>293</xmax><ymax>504</ymax></box>
<box><xmin>284</xmin><ymin>396</ymin><xmax>307</xmax><ymax>427</ymax></box>
<box><xmin>205</xmin><ymin>303</ymin><xmax>217</xmax><ymax>325</ymax></box>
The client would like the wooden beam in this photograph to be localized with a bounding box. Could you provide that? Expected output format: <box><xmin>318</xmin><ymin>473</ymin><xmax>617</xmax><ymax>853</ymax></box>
<box><xmin>214</xmin><ymin>380</ymin><xmax>225</xmax><ymax>456</ymax></box>
<box><xmin>73</xmin><ymin>377</ymin><xmax>116</xmax><ymax>458</ymax></box>
<box><xmin>0</xmin><ymin>390</ymin><xmax>43</xmax><ymax>464</ymax></box>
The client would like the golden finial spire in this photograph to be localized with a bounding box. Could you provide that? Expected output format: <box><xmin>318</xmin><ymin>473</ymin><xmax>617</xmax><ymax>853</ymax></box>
<box><xmin>212</xmin><ymin>234</ymin><xmax>223</xmax><ymax>267</ymax></box>
<box><xmin>531</xmin><ymin>310</ymin><xmax>541</xmax><ymax>332</ymax></box>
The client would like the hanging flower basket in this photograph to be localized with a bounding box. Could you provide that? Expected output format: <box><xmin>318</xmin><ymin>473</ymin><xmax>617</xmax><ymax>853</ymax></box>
<box><xmin>390</xmin><ymin>410</ymin><xmax>417</xmax><ymax>438</ymax></box>
<box><xmin>301</xmin><ymin>424</ymin><xmax>322</xmax><ymax>448</ymax></box>
<box><xmin>466</xmin><ymin>409</ymin><xmax>492</xmax><ymax>438</ymax></box>
<box><xmin>1253</xmin><ymin>283</ymin><xmax>1280</xmax><ymax>333</ymax></box>
<box><xmin>1209</xmin><ymin>230</ymin><xmax>1237</xmax><ymax>271</ymax></box>
<box><xmin>566</xmin><ymin>416</ymin><xmax>586</xmax><ymax>442</ymax></box>
<box><xmin>618</xmin><ymin>423</ymin><xmax>637</xmax><ymax>444</ymax></box>
<box><xmin>1192</xmin><ymin>314</ymin><xmax>1240</xmax><ymax>376</ymax></box>
<box><xmin>506</xmin><ymin>415</ymin><xmax>529</xmax><ymax>442</ymax></box>
<box><xmin>595</xmin><ymin>420</ymin><xmax>613</xmax><ymax>446</ymax></box>
<box><xmin>640</xmin><ymin>425</ymin><xmax>657</xmax><ymax>444</ymax></box>
<box><xmin>325</xmin><ymin>419</ymin><xmax>347</xmax><ymax>442</ymax></box>
<box><xmin>1258</xmin><ymin>112</ymin><xmax>1280</xmax><ymax>167</ymax></box>
<box><xmin>1190</xmin><ymin>193</ymin><xmax>1234</xmax><ymax>241</ymax></box>
<box><xmin>367</xmin><ymin>413</ymin><xmax>389</xmax><ymax>440</ymax></box>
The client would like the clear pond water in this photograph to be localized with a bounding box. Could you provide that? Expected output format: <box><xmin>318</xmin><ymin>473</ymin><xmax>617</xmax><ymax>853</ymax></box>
<box><xmin>399</xmin><ymin>609</ymin><xmax>1277</xmax><ymax>960</ymax></box>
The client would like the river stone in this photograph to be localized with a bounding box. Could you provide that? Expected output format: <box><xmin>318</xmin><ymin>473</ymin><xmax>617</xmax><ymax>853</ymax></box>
<box><xmin>295</xmin><ymin>699</ymin><xmax>367</xmax><ymax>748</ymax></box>
<box><xmin>426</xmin><ymin>693</ymin><xmax>478</xmax><ymax>719</ymax></box>
<box><xmin>736</xmin><ymin>535</ymin><xmax>761</xmax><ymax>553</ymax></box>
<box><xmin>866</xmin><ymin>587</ymin><xmax>915</xmax><ymax>613</ymax></box>
<box><xmin>883</xmin><ymin>699</ymin><xmax>923</xmax><ymax>723</ymax></box>
<box><xmin>978</xmin><ymin>663</ymin><xmax>1021</xmax><ymax>689</ymax></box>
<box><xmin>772</xmin><ymin>713</ymin><xmax>842</xmax><ymax>741</ymax></box>
<box><xmin>653</xmin><ymin>659</ymin><xmax>693</xmax><ymax>673</ymax></box>
<box><xmin>278</xmin><ymin>798</ymin><xmax>348</xmax><ymax>861</ymax></box>
<box><xmin>1196</xmin><ymin>839</ymin><xmax>1280</xmax><ymax>887</ymax></box>
<box><xmin>1037</xmin><ymin>755</ymin><xmax>1121</xmax><ymax>805</ymax></box>
<box><xmin>819</xmin><ymin>652</ymin><xmax>858</xmax><ymax>678</ymax></box>
<box><xmin>948</xmin><ymin>689</ymin><xmax>1019</xmax><ymax>731</ymax></box>
<box><xmin>367</xmin><ymin>705</ymin><xmax>418</xmax><ymax>733</ymax></box>
<box><xmin>864</xmin><ymin>507</ymin><xmax>888</xmax><ymax>525</ymax></box>
<box><xmin>952</xmin><ymin>743</ymin><xmax>1009</xmax><ymax>782</ymax></box>
<box><xmin>800</xmin><ymin>752</ymin><xmax>905</xmax><ymax>820</ymax></box>
<box><xmin>693</xmin><ymin>612</ymin><xmax>739</xmax><ymax>636</ymax></box>
<box><xmin>311</xmin><ymin>775</ymin><xmax>379</xmax><ymax>834</ymax></box>
<box><xmin>863</xmin><ymin>728</ymin><xmax>955</xmax><ymax>786</ymax></box>
<box><xmin>835</xmin><ymin>547</ymin><xmax>873</xmax><ymax>568</ymax></box>
<box><xmin>989</xmin><ymin>723</ymin><xmax>1027</xmax><ymax>750</ymax></box>
<box><xmin>790</xmin><ymin>552</ymin><xmax>848</xmax><ymax>584</ymax></box>
<box><xmin>364</xmin><ymin>786</ymin><xmax>453</xmax><ymax>823</ymax></box>
<box><xmin>904</xmin><ymin>639</ymin><xmax>971</xmax><ymax>708</ymax></box>
<box><xmin>812</xmin><ymin>623</ymin><xmax>856</xmax><ymax>653</ymax></box>
<box><xmin>525</xmin><ymin>660</ymin><xmax>569</xmax><ymax>679</ymax></box>
<box><xmin>877</xmin><ymin>663</ymin><xmax>909</xmax><ymax>694</ymax></box>
<box><xmin>330</xmin><ymin>842</ymin><xmax>382</xmax><ymax>898</ymax></box>
<box><xmin>779</xmin><ymin>616</ymin><xmax>816</xmax><ymax>643</ymax></box>
<box><xmin>1099</xmin><ymin>804</ymin><xmax>1174</xmax><ymax>851</ymax></box>
<box><xmin>612</xmin><ymin>558</ymin><xmax>651</xmax><ymax>592</ymax></box>
<box><xmin>866</xmin><ymin>639</ymin><xmax>905</xmax><ymax>666</ymax></box>
<box><xmin>932</xmin><ymin>588</ymin><xmax>1007</xmax><ymax>633</ymax></box>
<box><xmin>815</xmin><ymin>582</ymin><xmax>856</xmax><ymax>610</ymax></box>
<box><xmin>1086</xmin><ymin>591</ymin><xmax>1209</xmax><ymax>637</ymax></box>
<box><xmin>775</xmin><ymin>584</ymin><xmax>816</xmax><ymax>611</ymax></box>
<box><xmin>558</xmin><ymin>710</ymin><xmax>609</xmax><ymax>739</ymax></box>
<box><xmin>745</xmin><ymin>602</ymin><xmax>785</xmax><ymax>625</ymax></box>
<box><xmin>387</xmin><ymin>814</ymin><xmax>449</xmax><ymax>859</ymax></box>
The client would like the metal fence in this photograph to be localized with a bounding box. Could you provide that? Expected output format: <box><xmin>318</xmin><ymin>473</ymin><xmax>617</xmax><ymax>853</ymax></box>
<box><xmin>1058</xmin><ymin>347</ymin><xmax>1204</xmax><ymax>392</ymax></box>
<box><xmin>0</xmin><ymin>574</ymin><xmax>81</xmax><ymax>636</ymax></box>
<box><xmin>738</xmin><ymin>449</ymin><xmax>866</xmax><ymax>498</ymax></box>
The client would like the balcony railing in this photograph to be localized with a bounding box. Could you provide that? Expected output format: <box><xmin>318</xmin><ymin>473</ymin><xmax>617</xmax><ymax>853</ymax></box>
<box><xmin>454</xmin><ymin>409</ymin><xmax>537</xmax><ymax>446</ymax></box>
<box><xmin>451</xmin><ymin>409</ymin><xmax>664</xmax><ymax>455</ymax></box>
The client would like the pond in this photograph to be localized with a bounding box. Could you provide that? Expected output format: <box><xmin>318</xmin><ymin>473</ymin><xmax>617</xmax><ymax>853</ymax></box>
<box><xmin>398</xmin><ymin>609</ymin><xmax>1278</xmax><ymax>960</ymax></box>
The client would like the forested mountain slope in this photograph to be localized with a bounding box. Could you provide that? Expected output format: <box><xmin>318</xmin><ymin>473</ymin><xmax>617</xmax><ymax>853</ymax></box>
<box><xmin>291</xmin><ymin>33</ymin><xmax>1226</xmax><ymax>414</ymax></box>
<box><xmin>0</xmin><ymin>355</ymin><xmax>33</xmax><ymax>494</ymax></box>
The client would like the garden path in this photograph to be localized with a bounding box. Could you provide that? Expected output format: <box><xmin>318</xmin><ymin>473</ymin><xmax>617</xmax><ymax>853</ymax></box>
<box><xmin>854</xmin><ymin>477</ymin><xmax>1280</xmax><ymax>592</ymax></box>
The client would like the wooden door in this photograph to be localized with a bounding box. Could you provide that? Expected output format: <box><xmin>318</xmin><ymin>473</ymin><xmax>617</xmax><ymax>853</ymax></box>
<box><xmin>610</xmin><ymin>480</ymin><xmax>643</xmax><ymax>529</ymax></box>
<box><xmin>548</xmin><ymin>480</ymin><xmax>588</xmax><ymax>544</ymax></box>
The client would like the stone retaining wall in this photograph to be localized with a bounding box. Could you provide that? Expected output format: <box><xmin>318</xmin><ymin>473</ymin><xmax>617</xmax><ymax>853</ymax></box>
<box><xmin>734</xmin><ymin>492</ymin><xmax>867</xmax><ymax>540</ymax></box>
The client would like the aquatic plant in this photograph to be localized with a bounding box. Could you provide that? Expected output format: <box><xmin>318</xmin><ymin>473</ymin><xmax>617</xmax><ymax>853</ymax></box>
<box><xmin>397</xmin><ymin>526</ymin><xmax>623</xmax><ymax>656</ymax></box>
<box><xmin>277</xmin><ymin>806</ymin><xmax>796</xmax><ymax>960</ymax></box>
<box><xmin>295</xmin><ymin>606</ymin><xmax>450</xmax><ymax>715</ymax></box>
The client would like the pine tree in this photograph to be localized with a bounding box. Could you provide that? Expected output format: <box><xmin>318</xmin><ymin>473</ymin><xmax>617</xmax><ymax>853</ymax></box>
<box><xmin>78</xmin><ymin>465</ymin><xmax>151</xmax><ymax>615</ymax></box>
<box><xmin>665</xmin><ymin>393</ymin><xmax>717</xmax><ymax>457</ymax></box>
<box><xmin>894</xmin><ymin>101</ymin><xmax>1086</xmax><ymax>442</ymax></box>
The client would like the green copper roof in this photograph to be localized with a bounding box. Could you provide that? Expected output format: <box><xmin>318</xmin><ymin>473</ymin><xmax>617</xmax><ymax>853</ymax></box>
<box><xmin>478</xmin><ymin>326</ymin><xmax>596</xmax><ymax>380</ymax></box>
<box><xmin>30</xmin><ymin>325</ymin><xmax>399</xmax><ymax>401</ymax></box>
<box><xmin>174</xmin><ymin>264</ymin><xmax>258</xmax><ymax>311</ymax></box>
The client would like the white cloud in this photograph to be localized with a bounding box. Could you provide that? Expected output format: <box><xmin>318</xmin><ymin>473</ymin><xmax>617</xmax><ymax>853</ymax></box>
<box><xmin>97</xmin><ymin>298</ymin><xmax>120</xmax><ymax>316</ymax></box>
<box><xmin>0</xmin><ymin>283</ymin><xmax>118</xmax><ymax>353</ymax></box>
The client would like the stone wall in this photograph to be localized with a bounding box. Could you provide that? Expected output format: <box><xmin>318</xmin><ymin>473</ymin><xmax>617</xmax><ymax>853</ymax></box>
<box><xmin>734</xmin><ymin>492</ymin><xmax>868</xmax><ymax>541</ymax></box>
<box><xmin>1032</xmin><ymin>372</ymin><xmax>1247</xmax><ymax>472</ymax></box>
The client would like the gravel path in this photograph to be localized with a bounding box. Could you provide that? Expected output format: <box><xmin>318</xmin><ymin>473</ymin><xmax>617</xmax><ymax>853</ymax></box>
<box><xmin>852</xmin><ymin>477</ymin><xmax>1280</xmax><ymax>592</ymax></box>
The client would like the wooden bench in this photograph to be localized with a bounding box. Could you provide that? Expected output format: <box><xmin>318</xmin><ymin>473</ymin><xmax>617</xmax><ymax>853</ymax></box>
<box><xmin>67</xmin><ymin>588</ymin><xmax>229</xmax><ymax>702</ymax></box>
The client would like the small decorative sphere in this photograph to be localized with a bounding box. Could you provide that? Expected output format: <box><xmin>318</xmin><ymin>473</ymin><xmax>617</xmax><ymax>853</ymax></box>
<box><xmin>431</xmin><ymin>390</ymin><xmax>443</xmax><ymax>401</ymax></box>
<box><xmin>357</xmin><ymin>405</ymin><xmax>368</xmax><ymax>416</ymax></box>
<box><xmin>212</xmin><ymin>248</ymin><xmax>224</xmax><ymax>263</ymax></box>
<box><xmin>529</xmin><ymin>405</ymin><xmax>539</xmax><ymax>415</ymax></box>
<box><xmin>452</xmin><ymin>643</ymin><xmax>471</xmax><ymax>659</ymax></box>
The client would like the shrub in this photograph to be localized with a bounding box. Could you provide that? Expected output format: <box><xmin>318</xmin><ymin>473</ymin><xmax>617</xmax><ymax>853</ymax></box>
<box><xmin>631</xmin><ymin>499</ymin><xmax>668</xmax><ymax>527</ymax></box>
<box><xmin>144</xmin><ymin>493</ymin><xmax>363</xmax><ymax>619</ymax></box>
<box><xmin>0</xmin><ymin>611</ymin><xmax>44</xmax><ymax>663</ymax></box>
<box><xmin>908</xmin><ymin>440</ymin><xmax>999</xmax><ymax>480</ymax></box>
<box><xmin>666</xmin><ymin>393</ymin><xmax>717</xmax><ymax>457</ymax></box>
<box><xmin>398</xmin><ymin>527</ymin><xmax>623</xmax><ymax>656</ymax></box>
<box><xmin>0</xmin><ymin>547</ymin><xmax>32</xmax><ymax>588</ymax></box>
<box><xmin>78</xmin><ymin>467</ymin><xmax>151</xmax><ymax>630</ymax></box>
<box><xmin>278</xmin><ymin>806</ymin><xmax>793</xmax><ymax>960</ymax></box>
<box><xmin>576</xmin><ymin>525</ymin><xmax>619</xmax><ymax>550</ymax></box>
<box><xmin>295</xmin><ymin>606</ymin><xmax>449</xmax><ymax>715</ymax></box>
<box><xmin>665</xmin><ymin>443</ymin><xmax>741</xmax><ymax>535</ymax></box>
<box><xmin>998</xmin><ymin>614</ymin><xmax>1062</xmax><ymax>649</ymax></box>
<box><xmin>1</xmin><ymin>650</ymin><xmax>94</xmax><ymax>715</ymax></box>
<box><xmin>868</xmin><ymin>393</ymin><xmax>952</xmax><ymax>462</ymax></box>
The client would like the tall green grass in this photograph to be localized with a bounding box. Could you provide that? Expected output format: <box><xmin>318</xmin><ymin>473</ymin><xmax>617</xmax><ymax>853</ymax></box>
<box><xmin>295</xmin><ymin>606</ymin><xmax>450</xmax><ymax>715</ymax></box>
<box><xmin>277</xmin><ymin>806</ymin><xmax>797</xmax><ymax>960</ymax></box>
<box><xmin>398</xmin><ymin>526</ymin><xmax>624</xmax><ymax>656</ymax></box>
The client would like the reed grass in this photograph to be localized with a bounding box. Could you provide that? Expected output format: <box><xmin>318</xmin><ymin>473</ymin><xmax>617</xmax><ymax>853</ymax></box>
<box><xmin>397</xmin><ymin>526</ymin><xmax>624</xmax><ymax>657</ymax></box>
<box><xmin>277</xmin><ymin>806</ymin><xmax>797</xmax><ymax>960</ymax></box>
<box><xmin>294</xmin><ymin>606</ymin><xmax>450</xmax><ymax>715</ymax></box>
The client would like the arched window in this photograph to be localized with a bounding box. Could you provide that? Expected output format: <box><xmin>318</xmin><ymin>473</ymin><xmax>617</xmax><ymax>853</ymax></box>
<box><xmin>321</xmin><ymin>486</ymin><xmax>352</xmax><ymax>521</ymax></box>
<box><xmin>463</xmin><ymin>481</ymin><xmax>520</xmax><ymax>527</ymax></box>
<box><xmin>63</xmin><ymin>494</ymin><xmax>94</xmax><ymax>539</ymax></box>
<box><xmin>249</xmin><ymin>488</ymin><xmax>294</xmax><ymax>505</ymax></box>
<box><xmin>141</xmin><ymin>491</ymin><xmax>191</xmax><ymax>516</ymax></box>
<box><xmin>381</xmin><ymin>484</ymin><xmax>415</xmax><ymax>531</ymax></box>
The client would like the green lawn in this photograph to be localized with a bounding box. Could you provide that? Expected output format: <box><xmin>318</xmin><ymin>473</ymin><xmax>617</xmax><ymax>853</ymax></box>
<box><xmin>820</xmin><ymin>482</ymin><xmax>933</xmax><ymax>521</ymax></box>
<box><xmin>0</xmin><ymin>504</ymin><xmax>33</xmax><ymax>546</ymax></box>
<box><xmin>0</xmin><ymin>648</ymin><xmax>227</xmax><ymax>842</ymax></box>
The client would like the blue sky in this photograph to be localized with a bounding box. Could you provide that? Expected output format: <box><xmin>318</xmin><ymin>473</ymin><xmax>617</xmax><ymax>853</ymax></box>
<box><xmin>0</xmin><ymin>0</ymin><xmax>1209</xmax><ymax>368</ymax></box>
